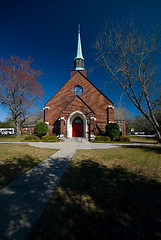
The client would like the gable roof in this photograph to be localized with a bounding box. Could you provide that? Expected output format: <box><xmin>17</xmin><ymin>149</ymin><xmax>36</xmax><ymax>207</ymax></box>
<box><xmin>60</xmin><ymin>95</ymin><xmax>95</xmax><ymax>115</ymax></box>
<box><xmin>45</xmin><ymin>71</ymin><xmax>113</xmax><ymax>106</ymax></box>
<box><xmin>22</xmin><ymin>115</ymin><xmax>43</xmax><ymax>127</ymax></box>
<box><xmin>114</xmin><ymin>108</ymin><xmax>125</xmax><ymax>121</ymax></box>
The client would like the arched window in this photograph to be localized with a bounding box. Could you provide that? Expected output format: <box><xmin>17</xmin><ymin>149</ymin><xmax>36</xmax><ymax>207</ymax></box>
<box><xmin>73</xmin><ymin>116</ymin><xmax>83</xmax><ymax>124</ymax></box>
<box><xmin>73</xmin><ymin>85</ymin><xmax>83</xmax><ymax>95</ymax></box>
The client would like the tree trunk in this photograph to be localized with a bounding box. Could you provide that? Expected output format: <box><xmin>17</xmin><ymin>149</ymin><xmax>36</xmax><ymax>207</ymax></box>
<box><xmin>153</xmin><ymin>125</ymin><xmax>161</xmax><ymax>143</ymax></box>
<box><xmin>148</xmin><ymin>112</ymin><xmax>161</xmax><ymax>143</ymax></box>
<box><xmin>16</xmin><ymin>124</ymin><xmax>21</xmax><ymax>137</ymax></box>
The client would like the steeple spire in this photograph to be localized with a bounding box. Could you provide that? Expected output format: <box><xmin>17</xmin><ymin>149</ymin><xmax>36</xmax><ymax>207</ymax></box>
<box><xmin>74</xmin><ymin>24</ymin><xmax>85</xmax><ymax>70</ymax></box>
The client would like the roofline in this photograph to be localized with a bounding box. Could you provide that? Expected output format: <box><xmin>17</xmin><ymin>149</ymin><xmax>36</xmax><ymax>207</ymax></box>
<box><xmin>45</xmin><ymin>70</ymin><xmax>113</xmax><ymax>106</ymax></box>
<box><xmin>60</xmin><ymin>95</ymin><xmax>95</xmax><ymax>115</ymax></box>
<box><xmin>77</xmin><ymin>95</ymin><xmax>95</xmax><ymax>114</ymax></box>
<box><xmin>77</xmin><ymin>71</ymin><xmax>113</xmax><ymax>104</ymax></box>
<box><xmin>60</xmin><ymin>95</ymin><xmax>77</xmax><ymax>114</ymax></box>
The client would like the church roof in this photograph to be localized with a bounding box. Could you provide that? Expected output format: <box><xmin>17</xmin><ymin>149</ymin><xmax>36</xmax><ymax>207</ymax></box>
<box><xmin>22</xmin><ymin>115</ymin><xmax>43</xmax><ymax>127</ymax></box>
<box><xmin>45</xmin><ymin>70</ymin><xmax>113</xmax><ymax>106</ymax></box>
<box><xmin>70</xmin><ymin>70</ymin><xmax>113</xmax><ymax>104</ymax></box>
<box><xmin>114</xmin><ymin>108</ymin><xmax>125</xmax><ymax>120</ymax></box>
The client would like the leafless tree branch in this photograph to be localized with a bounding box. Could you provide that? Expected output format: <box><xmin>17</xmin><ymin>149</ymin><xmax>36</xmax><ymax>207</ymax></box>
<box><xmin>94</xmin><ymin>20</ymin><xmax>161</xmax><ymax>141</ymax></box>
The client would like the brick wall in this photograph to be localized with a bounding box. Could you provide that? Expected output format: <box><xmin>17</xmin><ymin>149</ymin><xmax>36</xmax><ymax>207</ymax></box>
<box><xmin>44</xmin><ymin>71</ymin><xmax>114</xmax><ymax>137</ymax></box>
<box><xmin>22</xmin><ymin>127</ymin><xmax>34</xmax><ymax>134</ymax></box>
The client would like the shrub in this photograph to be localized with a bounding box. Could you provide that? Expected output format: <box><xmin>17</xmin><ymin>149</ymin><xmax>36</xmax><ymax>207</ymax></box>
<box><xmin>34</xmin><ymin>122</ymin><xmax>48</xmax><ymax>138</ymax></box>
<box><xmin>106</xmin><ymin>123</ymin><xmax>120</xmax><ymax>141</ymax></box>
<box><xmin>117</xmin><ymin>136</ymin><xmax>130</xmax><ymax>142</ymax></box>
<box><xmin>94</xmin><ymin>136</ymin><xmax>111</xmax><ymax>143</ymax></box>
<box><xmin>24</xmin><ymin>135</ymin><xmax>40</xmax><ymax>141</ymax></box>
<box><xmin>41</xmin><ymin>135</ymin><xmax>59</xmax><ymax>142</ymax></box>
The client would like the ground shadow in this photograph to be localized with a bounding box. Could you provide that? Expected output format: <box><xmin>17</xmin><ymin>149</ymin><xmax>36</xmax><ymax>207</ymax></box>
<box><xmin>0</xmin><ymin>155</ymin><xmax>41</xmax><ymax>189</ymax></box>
<box><xmin>122</xmin><ymin>145</ymin><xmax>161</xmax><ymax>154</ymax></box>
<box><xmin>29</xmin><ymin>158</ymin><xmax>161</xmax><ymax>240</ymax></box>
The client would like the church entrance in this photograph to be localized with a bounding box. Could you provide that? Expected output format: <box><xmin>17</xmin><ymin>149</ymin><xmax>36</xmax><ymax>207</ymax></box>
<box><xmin>72</xmin><ymin>117</ymin><xmax>84</xmax><ymax>137</ymax></box>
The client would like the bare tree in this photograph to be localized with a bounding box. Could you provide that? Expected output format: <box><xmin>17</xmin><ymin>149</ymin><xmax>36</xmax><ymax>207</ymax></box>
<box><xmin>0</xmin><ymin>56</ymin><xmax>44</xmax><ymax>137</ymax></box>
<box><xmin>94</xmin><ymin>21</ymin><xmax>161</xmax><ymax>142</ymax></box>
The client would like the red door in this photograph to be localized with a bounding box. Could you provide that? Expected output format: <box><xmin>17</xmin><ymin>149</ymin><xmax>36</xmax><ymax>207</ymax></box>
<box><xmin>72</xmin><ymin>117</ymin><xmax>84</xmax><ymax>137</ymax></box>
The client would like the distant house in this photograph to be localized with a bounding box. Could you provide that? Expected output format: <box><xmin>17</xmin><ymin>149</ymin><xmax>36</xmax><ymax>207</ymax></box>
<box><xmin>22</xmin><ymin>115</ymin><xmax>43</xmax><ymax>134</ymax></box>
<box><xmin>114</xmin><ymin>108</ymin><xmax>126</xmax><ymax>135</ymax></box>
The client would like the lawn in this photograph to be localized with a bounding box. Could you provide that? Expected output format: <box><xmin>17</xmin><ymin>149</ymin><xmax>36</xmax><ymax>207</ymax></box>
<box><xmin>29</xmin><ymin>146</ymin><xmax>161</xmax><ymax>240</ymax></box>
<box><xmin>129</xmin><ymin>135</ymin><xmax>157</xmax><ymax>144</ymax></box>
<box><xmin>0</xmin><ymin>144</ymin><xmax>57</xmax><ymax>189</ymax></box>
<box><xmin>0</xmin><ymin>134</ymin><xmax>157</xmax><ymax>144</ymax></box>
<box><xmin>0</xmin><ymin>134</ymin><xmax>27</xmax><ymax>142</ymax></box>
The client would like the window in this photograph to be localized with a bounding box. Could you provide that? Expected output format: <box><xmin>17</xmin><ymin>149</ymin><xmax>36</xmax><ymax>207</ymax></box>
<box><xmin>73</xmin><ymin>117</ymin><xmax>83</xmax><ymax>124</ymax></box>
<box><xmin>73</xmin><ymin>85</ymin><xmax>83</xmax><ymax>95</ymax></box>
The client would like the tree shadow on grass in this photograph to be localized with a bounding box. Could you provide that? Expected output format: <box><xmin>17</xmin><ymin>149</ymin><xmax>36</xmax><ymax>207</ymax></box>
<box><xmin>29</xmin><ymin>159</ymin><xmax>161</xmax><ymax>240</ymax></box>
<box><xmin>122</xmin><ymin>145</ymin><xmax>161</xmax><ymax>154</ymax></box>
<box><xmin>0</xmin><ymin>155</ymin><xmax>41</xmax><ymax>189</ymax></box>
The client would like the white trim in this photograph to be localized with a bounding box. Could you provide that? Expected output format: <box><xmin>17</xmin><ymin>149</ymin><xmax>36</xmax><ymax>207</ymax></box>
<box><xmin>45</xmin><ymin>122</ymin><xmax>49</xmax><ymax>125</ymax></box>
<box><xmin>109</xmin><ymin>121</ymin><xmax>115</xmax><ymax>123</ymax></box>
<box><xmin>43</xmin><ymin>106</ymin><xmax>50</xmax><ymax>110</ymax></box>
<box><xmin>59</xmin><ymin>117</ymin><xmax>66</xmax><ymax>124</ymax></box>
<box><xmin>90</xmin><ymin>117</ymin><xmax>97</xmax><ymax>121</ymax></box>
<box><xmin>67</xmin><ymin>111</ymin><xmax>88</xmax><ymax>138</ymax></box>
<box><xmin>90</xmin><ymin>134</ymin><xmax>96</xmax><ymax>139</ymax></box>
<box><xmin>59</xmin><ymin>134</ymin><xmax>64</xmax><ymax>139</ymax></box>
<box><xmin>108</xmin><ymin>105</ymin><xmax>114</xmax><ymax>109</ymax></box>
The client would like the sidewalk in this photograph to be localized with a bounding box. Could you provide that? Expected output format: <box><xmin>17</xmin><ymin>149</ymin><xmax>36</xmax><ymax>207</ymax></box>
<box><xmin>0</xmin><ymin>146</ymin><xmax>77</xmax><ymax>240</ymax></box>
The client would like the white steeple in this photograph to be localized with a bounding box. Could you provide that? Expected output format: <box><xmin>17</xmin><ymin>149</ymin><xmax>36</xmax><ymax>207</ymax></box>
<box><xmin>74</xmin><ymin>25</ymin><xmax>85</xmax><ymax>70</ymax></box>
<box><xmin>75</xmin><ymin>24</ymin><xmax>84</xmax><ymax>60</ymax></box>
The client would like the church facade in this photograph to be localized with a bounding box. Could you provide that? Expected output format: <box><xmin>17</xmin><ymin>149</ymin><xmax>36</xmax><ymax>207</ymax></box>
<box><xmin>44</xmin><ymin>26</ymin><xmax>114</xmax><ymax>140</ymax></box>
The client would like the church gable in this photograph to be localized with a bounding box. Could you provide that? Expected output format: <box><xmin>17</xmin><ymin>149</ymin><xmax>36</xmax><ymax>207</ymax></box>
<box><xmin>45</xmin><ymin>70</ymin><xmax>112</xmax><ymax>117</ymax></box>
<box><xmin>44</xmin><ymin>26</ymin><xmax>115</xmax><ymax>138</ymax></box>
<box><xmin>70</xmin><ymin>71</ymin><xmax>113</xmax><ymax>110</ymax></box>
<box><xmin>60</xmin><ymin>95</ymin><xmax>95</xmax><ymax>117</ymax></box>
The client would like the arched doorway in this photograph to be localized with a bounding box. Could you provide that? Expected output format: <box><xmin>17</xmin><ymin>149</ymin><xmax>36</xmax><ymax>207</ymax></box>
<box><xmin>72</xmin><ymin>116</ymin><xmax>84</xmax><ymax>137</ymax></box>
<box><xmin>67</xmin><ymin>111</ymin><xmax>87</xmax><ymax>138</ymax></box>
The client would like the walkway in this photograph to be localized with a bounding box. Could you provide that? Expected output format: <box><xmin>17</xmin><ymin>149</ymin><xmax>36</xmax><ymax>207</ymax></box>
<box><xmin>0</xmin><ymin>143</ymin><xmax>79</xmax><ymax>240</ymax></box>
<box><xmin>28</xmin><ymin>139</ymin><xmax>121</xmax><ymax>150</ymax></box>
<box><xmin>0</xmin><ymin>140</ymin><xmax>160</xmax><ymax>240</ymax></box>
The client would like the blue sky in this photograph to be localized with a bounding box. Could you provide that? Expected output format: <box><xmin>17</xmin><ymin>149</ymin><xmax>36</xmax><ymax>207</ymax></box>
<box><xmin>0</xmin><ymin>0</ymin><xmax>161</xmax><ymax>121</ymax></box>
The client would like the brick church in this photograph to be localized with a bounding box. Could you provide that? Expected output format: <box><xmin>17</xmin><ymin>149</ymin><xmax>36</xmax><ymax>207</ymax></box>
<box><xmin>44</xmin><ymin>26</ymin><xmax>115</xmax><ymax>140</ymax></box>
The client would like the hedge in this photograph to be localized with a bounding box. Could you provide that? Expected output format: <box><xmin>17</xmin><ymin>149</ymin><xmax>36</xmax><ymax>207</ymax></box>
<box><xmin>24</xmin><ymin>135</ymin><xmax>40</xmax><ymax>142</ymax></box>
<box><xmin>41</xmin><ymin>135</ymin><xmax>59</xmax><ymax>142</ymax></box>
<box><xmin>106</xmin><ymin>123</ymin><xmax>120</xmax><ymax>140</ymax></box>
<box><xmin>117</xmin><ymin>136</ymin><xmax>130</xmax><ymax>142</ymax></box>
<box><xmin>34</xmin><ymin>122</ymin><xmax>48</xmax><ymax>138</ymax></box>
<box><xmin>94</xmin><ymin>136</ymin><xmax>111</xmax><ymax>143</ymax></box>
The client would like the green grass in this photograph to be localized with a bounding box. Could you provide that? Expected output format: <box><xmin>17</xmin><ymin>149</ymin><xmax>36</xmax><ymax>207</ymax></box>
<box><xmin>0</xmin><ymin>144</ymin><xmax>57</xmax><ymax>189</ymax></box>
<box><xmin>0</xmin><ymin>134</ymin><xmax>27</xmax><ymax>142</ymax></box>
<box><xmin>129</xmin><ymin>135</ymin><xmax>157</xmax><ymax>144</ymax></box>
<box><xmin>29</xmin><ymin>146</ymin><xmax>161</xmax><ymax>240</ymax></box>
<box><xmin>0</xmin><ymin>134</ymin><xmax>60</xmax><ymax>142</ymax></box>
